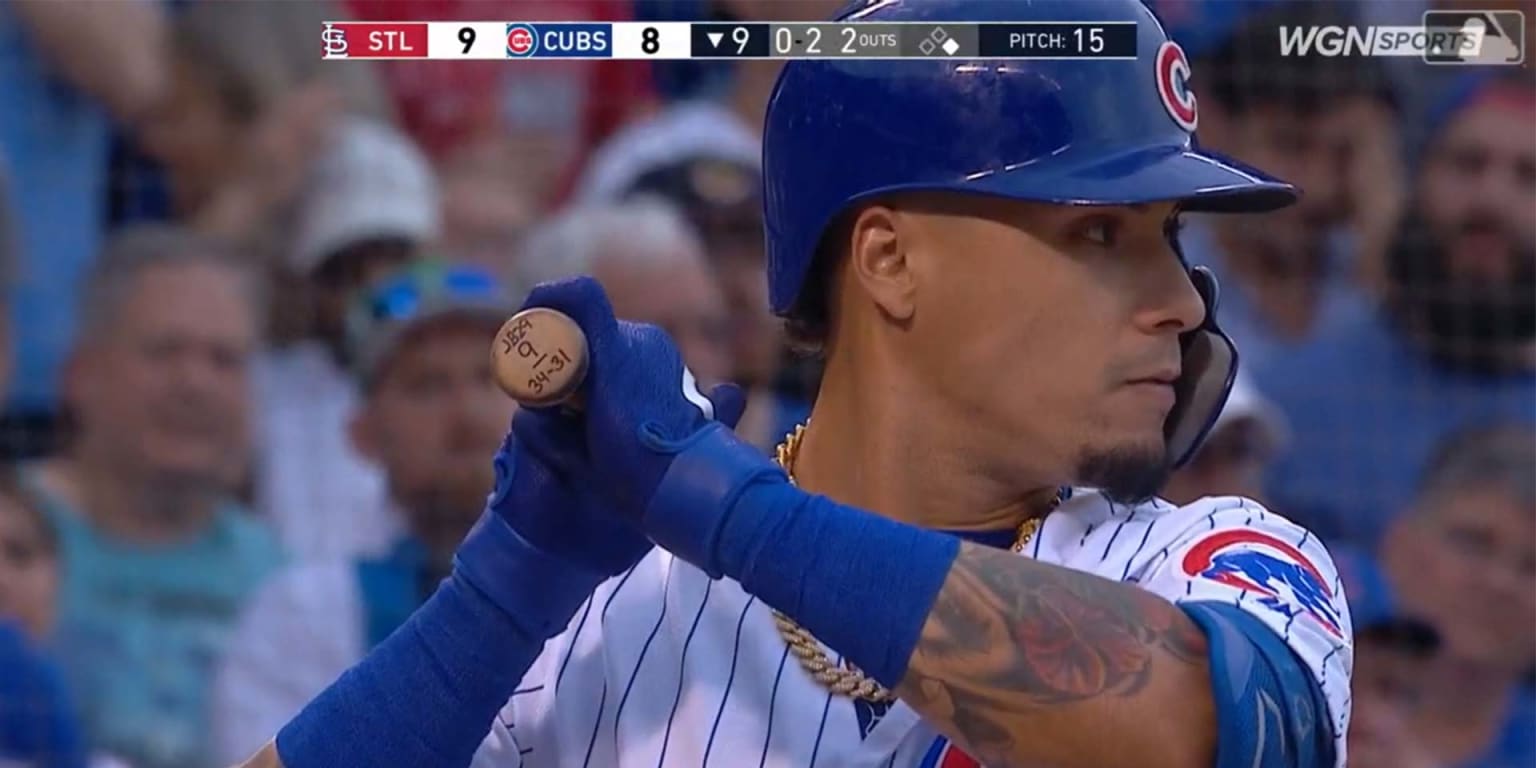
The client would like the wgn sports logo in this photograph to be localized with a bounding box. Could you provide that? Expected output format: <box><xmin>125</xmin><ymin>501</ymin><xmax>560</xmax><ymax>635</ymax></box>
<box><xmin>1181</xmin><ymin>530</ymin><xmax>1345</xmax><ymax>639</ymax></box>
<box><xmin>1276</xmin><ymin>9</ymin><xmax>1524</xmax><ymax>65</ymax></box>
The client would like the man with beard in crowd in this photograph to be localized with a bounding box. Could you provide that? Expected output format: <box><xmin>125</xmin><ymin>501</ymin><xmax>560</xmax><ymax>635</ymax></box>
<box><xmin>1255</xmin><ymin>73</ymin><xmax>1536</xmax><ymax>549</ymax></box>
<box><xmin>212</xmin><ymin>262</ymin><xmax>516</xmax><ymax>765</ymax></box>
<box><xmin>1179</xmin><ymin>1</ymin><xmax>1401</xmax><ymax>371</ymax></box>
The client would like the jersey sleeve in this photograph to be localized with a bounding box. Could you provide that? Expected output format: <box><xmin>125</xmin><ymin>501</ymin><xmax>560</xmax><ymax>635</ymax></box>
<box><xmin>1133</xmin><ymin>497</ymin><xmax>1353</xmax><ymax>767</ymax></box>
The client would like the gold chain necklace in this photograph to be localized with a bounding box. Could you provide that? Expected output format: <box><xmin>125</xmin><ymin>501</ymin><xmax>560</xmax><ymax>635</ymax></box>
<box><xmin>769</xmin><ymin>423</ymin><xmax>1053</xmax><ymax>703</ymax></box>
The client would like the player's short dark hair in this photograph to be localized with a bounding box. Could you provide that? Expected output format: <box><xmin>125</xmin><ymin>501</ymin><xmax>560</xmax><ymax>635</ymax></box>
<box><xmin>1193</xmin><ymin>2</ymin><xmax>1398</xmax><ymax>117</ymax></box>
<box><xmin>782</xmin><ymin>210</ymin><xmax>857</xmax><ymax>357</ymax></box>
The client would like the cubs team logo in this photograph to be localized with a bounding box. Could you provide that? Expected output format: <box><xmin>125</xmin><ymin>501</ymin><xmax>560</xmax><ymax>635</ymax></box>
<box><xmin>1155</xmin><ymin>40</ymin><xmax>1198</xmax><ymax>132</ymax></box>
<box><xmin>506</xmin><ymin>23</ymin><xmax>538</xmax><ymax>57</ymax></box>
<box><xmin>920</xmin><ymin>737</ymin><xmax>981</xmax><ymax>768</ymax></box>
<box><xmin>1182</xmin><ymin>530</ymin><xmax>1344</xmax><ymax>639</ymax></box>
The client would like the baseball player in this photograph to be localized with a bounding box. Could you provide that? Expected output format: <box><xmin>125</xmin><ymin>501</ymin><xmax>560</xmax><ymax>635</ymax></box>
<box><xmin>243</xmin><ymin>1</ymin><xmax>1351</xmax><ymax>766</ymax></box>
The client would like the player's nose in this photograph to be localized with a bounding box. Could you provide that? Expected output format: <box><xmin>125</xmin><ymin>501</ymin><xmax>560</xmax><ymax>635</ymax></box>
<box><xmin>1133</xmin><ymin>255</ymin><xmax>1205</xmax><ymax>336</ymax></box>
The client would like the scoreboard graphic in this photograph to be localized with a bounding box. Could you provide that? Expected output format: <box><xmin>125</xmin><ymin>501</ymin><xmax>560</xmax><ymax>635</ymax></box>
<box><xmin>319</xmin><ymin>21</ymin><xmax>1141</xmax><ymax>60</ymax></box>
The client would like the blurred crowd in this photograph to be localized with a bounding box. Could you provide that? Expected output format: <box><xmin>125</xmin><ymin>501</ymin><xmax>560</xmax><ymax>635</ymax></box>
<box><xmin>0</xmin><ymin>1</ymin><xmax>1530</xmax><ymax>767</ymax></box>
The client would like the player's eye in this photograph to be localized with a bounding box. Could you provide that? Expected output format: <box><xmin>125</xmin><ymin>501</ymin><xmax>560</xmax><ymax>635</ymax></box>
<box><xmin>1076</xmin><ymin>216</ymin><xmax>1119</xmax><ymax>247</ymax></box>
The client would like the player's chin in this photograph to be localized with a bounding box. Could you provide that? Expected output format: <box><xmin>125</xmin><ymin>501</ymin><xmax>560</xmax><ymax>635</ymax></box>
<box><xmin>1073</xmin><ymin>433</ymin><xmax>1171</xmax><ymax>505</ymax></box>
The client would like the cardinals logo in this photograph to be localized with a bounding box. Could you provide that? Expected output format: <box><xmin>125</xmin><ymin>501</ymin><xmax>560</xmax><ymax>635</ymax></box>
<box><xmin>1183</xmin><ymin>530</ymin><xmax>1344</xmax><ymax>639</ymax></box>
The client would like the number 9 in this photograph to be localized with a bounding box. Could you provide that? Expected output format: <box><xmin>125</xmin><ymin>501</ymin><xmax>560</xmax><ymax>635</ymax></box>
<box><xmin>459</xmin><ymin>26</ymin><xmax>476</xmax><ymax>54</ymax></box>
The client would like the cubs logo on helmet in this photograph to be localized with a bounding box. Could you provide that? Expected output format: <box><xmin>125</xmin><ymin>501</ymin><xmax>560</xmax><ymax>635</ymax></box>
<box><xmin>920</xmin><ymin>737</ymin><xmax>981</xmax><ymax>768</ymax></box>
<box><xmin>1181</xmin><ymin>530</ymin><xmax>1344</xmax><ymax>639</ymax></box>
<box><xmin>1155</xmin><ymin>40</ymin><xmax>1198</xmax><ymax>132</ymax></box>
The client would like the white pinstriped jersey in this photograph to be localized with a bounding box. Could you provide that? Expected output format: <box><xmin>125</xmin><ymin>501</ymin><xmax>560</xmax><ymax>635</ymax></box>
<box><xmin>471</xmin><ymin>492</ymin><xmax>1353</xmax><ymax>768</ymax></box>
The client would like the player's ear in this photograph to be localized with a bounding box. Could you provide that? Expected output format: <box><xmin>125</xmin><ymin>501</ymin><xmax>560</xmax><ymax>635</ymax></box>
<box><xmin>846</xmin><ymin>204</ymin><xmax>917</xmax><ymax>323</ymax></box>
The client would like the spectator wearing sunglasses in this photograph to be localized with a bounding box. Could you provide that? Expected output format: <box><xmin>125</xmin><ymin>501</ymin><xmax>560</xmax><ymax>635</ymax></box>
<box><xmin>211</xmin><ymin>261</ymin><xmax>516</xmax><ymax>766</ymax></box>
<box><xmin>1159</xmin><ymin>372</ymin><xmax>1289</xmax><ymax>508</ymax></box>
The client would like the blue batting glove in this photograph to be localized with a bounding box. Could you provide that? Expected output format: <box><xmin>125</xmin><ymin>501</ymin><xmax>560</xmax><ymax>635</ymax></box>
<box><xmin>485</xmin><ymin>409</ymin><xmax>653</xmax><ymax>577</ymax></box>
<box><xmin>510</xmin><ymin>277</ymin><xmax>781</xmax><ymax>575</ymax></box>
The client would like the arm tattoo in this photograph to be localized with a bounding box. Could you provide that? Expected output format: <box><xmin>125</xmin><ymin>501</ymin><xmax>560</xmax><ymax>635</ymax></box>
<box><xmin>895</xmin><ymin>542</ymin><xmax>1212</xmax><ymax>768</ymax></box>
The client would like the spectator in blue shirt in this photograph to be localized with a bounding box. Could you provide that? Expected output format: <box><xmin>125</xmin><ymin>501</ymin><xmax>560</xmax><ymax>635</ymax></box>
<box><xmin>17</xmin><ymin>225</ymin><xmax>283</xmax><ymax>768</ymax></box>
<box><xmin>1255</xmin><ymin>73</ymin><xmax>1536</xmax><ymax>547</ymax></box>
<box><xmin>211</xmin><ymin>261</ymin><xmax>517</xmax><ymax>764</ymax></box>
<box><xmin>1377</xmin><ymin>424</ymin><xmax>1535</xmax><ymax>768</ymax></box>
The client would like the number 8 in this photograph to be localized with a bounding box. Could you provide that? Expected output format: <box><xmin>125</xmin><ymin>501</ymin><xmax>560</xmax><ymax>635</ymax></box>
<box><xmin>642</xmin><ymin>26</ymin><xmax>659</xmax><ymax>54</ymax></box>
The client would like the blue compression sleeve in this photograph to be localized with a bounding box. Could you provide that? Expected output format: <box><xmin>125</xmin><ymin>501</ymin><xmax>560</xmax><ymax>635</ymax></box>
<box><xmin>275</xmin><ymin>513</ymin><xmax>605</xmax><ymax>768</ymax></box>
<box><xmin>1181</xmin><ymin>601</ymin><xmax>1336</xmax><ymax>768</ymax></box>
<box><xmin>645</xmin><ymin>425</ymin><xmax>960</xmax><ymax>687</ymax></box>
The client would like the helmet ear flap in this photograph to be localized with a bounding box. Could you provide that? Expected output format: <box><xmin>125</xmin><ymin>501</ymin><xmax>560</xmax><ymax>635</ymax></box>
<box><xmin>1166</xmin><ymin>267</ymin><xmax>1238</xmax><ymax>469</ymax></box>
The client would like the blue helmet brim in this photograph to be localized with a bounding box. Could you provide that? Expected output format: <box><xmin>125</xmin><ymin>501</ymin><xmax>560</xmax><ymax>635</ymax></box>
<box><xmin>840</xmin><ymin>144</ymin><xmax>1299</xmax><ymax>216</ymax></box>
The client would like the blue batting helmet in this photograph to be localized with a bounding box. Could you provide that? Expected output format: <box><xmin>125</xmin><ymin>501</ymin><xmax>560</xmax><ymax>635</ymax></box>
<box><xmin>762</xmin><ymin>0</ymin><xmax>1300</xmax><ymax>468</ymax></box>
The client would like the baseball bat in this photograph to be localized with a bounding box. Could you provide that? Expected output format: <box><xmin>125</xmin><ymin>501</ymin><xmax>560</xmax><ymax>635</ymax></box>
<box><xmin>490</xmin><ymin>307</ymin><xmax>589</xmax><ymax>408</ymax></box>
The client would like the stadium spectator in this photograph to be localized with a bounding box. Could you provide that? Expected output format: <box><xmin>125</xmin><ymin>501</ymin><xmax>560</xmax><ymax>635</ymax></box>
<box><xmin>1256</xmin><ymin>74</ymin><xmax>1536</xmax><ymax>546</ymax></box>
<box><xmin>620</xmin><ymin>153</ymin><xmax>811</xmax><ymax>449</ymax></box>
<box><xmin>346</xmin><ymin>0</ymin><xmax>657</xmax><ymax>209</ymax></box>
<box><xmin>0</xmin><ymin>0</ymin><xmax>170</xmax><ymax>459</ymax></box>
<box><xmin>0</xmin><ymin>470</ymin><xmax>55</xmax><ymax>646</ymax></box>
<box><xmin>436</xmin><ymin>135</ymin><xmax>540</xmax><ymax>276</ymax></box>
<box><xmin>1375</xmin><ymin>425</ymin><xmax>1535</xmax><ymax>768</ymax></box>
<box><xmin>211</xmin><ymin>262</ymin><xmax>515</xmax><ymax>765</ymax></box>
<box><xmin>1158</xmin><ymin>372</ymin><xmax>1288</xmax><ymax>507</ymax></box>
<box><xmin>254</xmin><ymin>117</ymin><xmax>439</xmax><ymax>562</ymax></box>
<box><xmin>15</xmin><ymin>225</ymin><xmax>283</xmax><ymax>768</ymax></box>
<box><xmin>1333</xmin><ymin>546</ymin><xmax>1444</xmax><ymax>768</ymax></box>
<box><xmin>0</xmin><ymin>469</ymin><xmax>91</xmax><ymax>768</ymax></box>
<box><xmin>1182</xmin><ymin>1</ymin><xmax>1400</xmax><ymax>370</ymax></box>
<box><xmin>132</xmin><ymin>0</ymin><xmax>391</xmax><ymax>247</ymax></box>
<box><xmin>341</xmin><ymin>0</ymin><xmax>659</xmax><ymax>272</ymax></box>
<box><xmin>512</xmin><ymin>199</ymin><xmax>732</xmax><ymax>385</ymax></box>
<box><xmin>574</xmin><ymin>0</ymin><xmax>842</xmax><ymax>203</ymax></box>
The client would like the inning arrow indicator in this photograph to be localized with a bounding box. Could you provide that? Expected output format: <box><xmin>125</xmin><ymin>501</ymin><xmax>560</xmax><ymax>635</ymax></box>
<box><xmin>690</xmin><ymin>23</ymin><xmax>769</xmax><ymax>57</ymax></box>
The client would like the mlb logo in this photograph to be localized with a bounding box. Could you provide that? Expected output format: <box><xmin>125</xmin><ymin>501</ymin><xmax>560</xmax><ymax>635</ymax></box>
<box><xmin>1422</xmin><ymin>10</ymin><xmax>1526</xmax><ymax>65</ymax></box>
